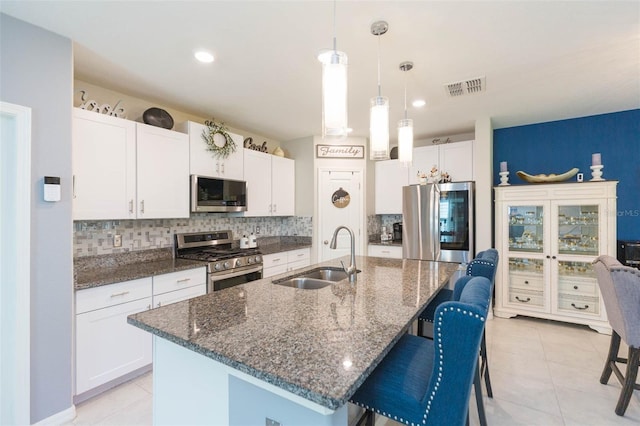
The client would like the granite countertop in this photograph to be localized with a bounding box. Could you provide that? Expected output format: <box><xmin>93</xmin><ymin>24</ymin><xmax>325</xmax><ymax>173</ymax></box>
<box><xmin>74</xmin><ymin>237</ymin><xmax>312</xmax><ymax>291</ymax></box>
<box><xmin>128</xmin><ymin>256</ymin><xmax>458</xmax><ymax>410</ymax></box>
<box><xmin>74</xmin><ymin>248</ymin><xmax>205</xmax><ymax>291</ymax></box>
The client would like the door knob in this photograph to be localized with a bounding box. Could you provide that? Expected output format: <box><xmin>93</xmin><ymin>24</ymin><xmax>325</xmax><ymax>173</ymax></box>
<box><xmin>324</xmin><ymin>240</ymin><xmax>329</xmax><ymax>245</ymax></box>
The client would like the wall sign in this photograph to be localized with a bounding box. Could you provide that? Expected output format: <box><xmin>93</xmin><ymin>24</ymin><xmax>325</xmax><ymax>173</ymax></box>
<box><xmin>332</xmin><ymin>187</ymin><xmax>351</xmax><ymax>208</ymax></box>
<box><xmin>244</xmin><ymin>137</ymin><xmax>269</xmax><ymax>153</ymax></box>
<box><xmin>316</xmin><ymin>145</ymin><xmax>364</xmax><ymax>159</ymax></box>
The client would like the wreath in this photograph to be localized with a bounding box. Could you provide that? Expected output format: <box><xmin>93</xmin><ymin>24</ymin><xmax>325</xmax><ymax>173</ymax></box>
<box><xmin>202</xmin><ymin>119</ymin><xmax>236</xmax><ymax>159</ymax></box>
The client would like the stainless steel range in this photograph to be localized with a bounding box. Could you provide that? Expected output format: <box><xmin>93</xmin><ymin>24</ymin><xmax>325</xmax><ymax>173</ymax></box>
<box><xmin>174</xmin><ymin>230</ymin><xmax>263</xmax><ymax>292</ymax></box>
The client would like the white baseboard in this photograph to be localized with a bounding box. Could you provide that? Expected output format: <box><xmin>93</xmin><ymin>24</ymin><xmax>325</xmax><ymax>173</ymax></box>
<box><xmin>33</xmin><ymin>405</ymin><xmax>76</xmax><ymax>426</ymax></box>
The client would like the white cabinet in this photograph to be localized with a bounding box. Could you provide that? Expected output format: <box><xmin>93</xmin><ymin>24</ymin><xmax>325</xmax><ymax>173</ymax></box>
<box><xmin>367</xmin><ymin>244</ymin><xmax>403</xmax><ymax>259</ymax></box>
<box><xmin>409</xmin><ymin>141</ymin><xmax>474</xmax><ymax>184</ymax></box>
<box><xmin>263</xmin><ymin>248</ymin><xmax>311</xmax><ymax>278</ymax></box>
<box><xmin>373</xmin><ymin>141</ymin><xmax>473</xmax><ymax>214</ymax></box>
<box><xmin>75</xmin><ymin>278</ymin><xmax>153</xmax><ymax>395</ymax></box>
<box><xmin>182</xmin><ymin>121</ymin><xmax>244</xmax><ymax>180</ymax></box>
<box><xmin>75</xmin><ymin>268</ymin><xmax>206</xmax><ymax>396</ymax></box>
<box><xmin>136</xmin><ymin>123</ymin><xmax>190</xmax><ymax>219</ymax></box>
<box><xmin>494</xmin><ymin>181</ymin><xmax>617</xmax><ymax>334</ymax></box>
<box><xmin>374</xmin><ymin>160</ymin><xmax>409</xmax><ymax>214</ymax></box>
<box><xmin>243</xmin><ymin>149</ymin><xmax>295</xmax><ymax>217</ymax></box>
<box><xmin>72</xmin><ymin>108</ymin><xmax>136</xmax><ymax>220</ymax></box>
<box><xmin>152</xmin><ymin>267</ymin><xmax>206</xmax><ymax>308</ymax></box>
<box><xmin>73</xmin><ymin>108</ymin><xmax>189</xmax><ymax>220</ymax></box>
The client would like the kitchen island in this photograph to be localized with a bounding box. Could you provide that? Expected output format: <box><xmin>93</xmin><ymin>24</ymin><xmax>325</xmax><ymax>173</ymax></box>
<box><xmin>128</xmin><ymin>255</ymin><xmax>458</xmax><ymax>425</ymax></box>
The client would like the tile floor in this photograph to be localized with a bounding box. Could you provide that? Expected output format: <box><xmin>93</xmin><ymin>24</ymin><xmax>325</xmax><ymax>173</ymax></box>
<box><xmin>67</xmin><ymin>316</ymin><xmax>640</xmax><ymax>426</ymax></box>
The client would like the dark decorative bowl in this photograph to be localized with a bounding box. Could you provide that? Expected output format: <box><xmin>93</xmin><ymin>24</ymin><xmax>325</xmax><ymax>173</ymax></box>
<box><xmin>390</xmin><ymin>146</ymin><xmax>398</xmax><ymax>159</ymax></box>
<box><xmin>142</xmin><ymin>108</ymin><xmax>174</xmax><ymax>130</ymax></box>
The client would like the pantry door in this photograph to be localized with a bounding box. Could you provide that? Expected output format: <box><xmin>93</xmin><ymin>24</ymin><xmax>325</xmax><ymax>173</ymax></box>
<box><xmin>318</xmin><ymin>169</ymin><xmax>364</xmax><ymax>262</ymax></box>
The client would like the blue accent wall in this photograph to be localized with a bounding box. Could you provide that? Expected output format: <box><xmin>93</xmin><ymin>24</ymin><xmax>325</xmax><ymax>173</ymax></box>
<box><xmin>494</xmin><ymin>110</ymin><xmax>640</xmax><ymax>240</ymax></box>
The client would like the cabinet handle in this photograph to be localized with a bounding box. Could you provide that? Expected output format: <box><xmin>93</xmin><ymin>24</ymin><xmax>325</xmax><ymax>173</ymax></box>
<box><xmin>273</xmin><ymin>204</ymin><xmax>277</xmax><ymax>213</ymax></box>
<box><xmin>216</xmin><ymin>162</ymin><xmax>220</xmax><ymax>174</ymax></box>
<box><xmin>297</xmin><ymin>253</ymin><xmax>304</xmax><ymax>257</ymax></box>
<box><xmin>382</xmin><ymin>250</ymin><xmax>390</xmax><ymax>254</ymax></box>
<box><xmin>157</xmin><ymin>301</ymin><xmax>162</xmax><ymax>308</ymax></box>
<box><xmin>571</xmin><ymin>303</ymin><xmax>589</xmax><ymax>310</ymax></box>
<box><xmin>524</xmin><ymin>280</ymin><xmax>529</xmax><ymax>284</ymax></box>
<box><xmin>147</xmin><ymin>304</ymin><xmax>151</xmax><ymax>310</ymax></box>
<box><xmin>268</xmin><ymin>204</ymin><xmax>272</xmax><ymax>213</ymax></box>
<box><xmin>546</xmin><ymin>255</ymin><xmax>551</xmax><ymax>259</ymax></box>
<box><xmin>221</xmin><ymin>163</ymin><xmax>225</xmax><ymax>174</ymax></box>
<box><xmin>72</xmin><ymin>175</ymin><xmax>76</xmax><ymax>199</ymax></box>
<box><xmin>110</xmin><ymin>291</ymin><xmax>130</xmax><ymax>298</ymax></box>
<box><xmin>177</xmin><ymin>278</ymin><xmax>191</xmax><ymax>284</ymax></box>
<box><xmin>140</xmin><ymin>200</ymin><xmax>145</xmax><ymax>214</ymax></box>
<box><xmin>573</xmin><ymin>285</ymin><xmax>579</xmax><ymax>290</ymax></box>
<box><xmin>129</xmin><ymin>199</ymin><xmax>134</xmax><ymax>213</ymax></box>
<box><xmin>273</xmin><ymin>258</ymin><xmax>282</xmax><ymax>262</ymax></box>
<box><xmin>552</xmin><ymin>255</ymin><xmax>557</xmax><ymax>259</ymax></box>
<box><xmin>515</xmin><ymin>296</ymin><xmax>531</xmax><ymax>303</ymax></box>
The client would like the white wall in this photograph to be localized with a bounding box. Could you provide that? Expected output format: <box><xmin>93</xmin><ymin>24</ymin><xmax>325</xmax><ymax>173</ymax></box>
<box><xmin>1</xmin><ymin>13</ymin><xmax>74</xmax><ymax>423</ymax></box>
<box><xmin>474</xmin><ymin>117</ymin><xmax>494</xmax><ymax>251</ymax></box>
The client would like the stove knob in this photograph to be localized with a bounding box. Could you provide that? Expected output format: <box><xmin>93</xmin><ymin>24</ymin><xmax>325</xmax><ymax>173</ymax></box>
<box><xmin>247</xmin><ymin>257</ymin><xmax>254</xmax><ymax>264</ymax></box>
<box><xmin>223</xmin><ymin>261</ymin><xmax>231</xmax><ymax>269</ymax></box>
<box><xmin>255</xmin><ymin>255</ymin><xmax>262</xmax><ymax>263</ymax></box>
<box><xmin>236</xmin><ymin>259</ymin><xmax>243</xmax><ymax>267</ymax></box>
<box><xmin>214</xmin><ymin>263</ymin><xmax>223</xmax><ymax>271</ymax></box>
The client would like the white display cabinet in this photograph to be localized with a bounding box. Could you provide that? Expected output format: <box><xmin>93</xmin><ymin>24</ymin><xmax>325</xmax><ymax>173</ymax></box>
<box><xmin>494</xmin><ymin>181</ymin><xmax>617</xmax><ymax>334</ymax></box>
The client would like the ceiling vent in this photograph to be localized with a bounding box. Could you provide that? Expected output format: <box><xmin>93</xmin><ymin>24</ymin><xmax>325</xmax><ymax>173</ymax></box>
<box><xmin>444</xmin><ymin>76</ymin><xmax>486</xmax><ymax>97</ymax></box>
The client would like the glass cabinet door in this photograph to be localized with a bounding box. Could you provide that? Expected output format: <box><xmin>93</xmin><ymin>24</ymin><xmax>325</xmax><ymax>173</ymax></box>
<box><xmin>507</xmin><ymin>205</ymin><xmax>545</xmax><ymax>253</ymax></box>
<box><xmin>556</xmin><ymin>204</ymin><xmax>600</xmax><ymax>256</ymax></box>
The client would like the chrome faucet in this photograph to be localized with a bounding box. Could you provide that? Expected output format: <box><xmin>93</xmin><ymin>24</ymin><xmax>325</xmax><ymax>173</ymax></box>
<box><xmin>329</xmin><ymin>226</ymin><xmax>357</xmax><ymax>283</ymax></box>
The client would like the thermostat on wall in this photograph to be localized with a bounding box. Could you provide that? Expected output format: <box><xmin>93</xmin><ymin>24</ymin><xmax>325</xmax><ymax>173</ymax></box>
<box><xmin>44</xmin><ymin>176</ymin><xmax>61</xmax><ymax>202</ymax></box>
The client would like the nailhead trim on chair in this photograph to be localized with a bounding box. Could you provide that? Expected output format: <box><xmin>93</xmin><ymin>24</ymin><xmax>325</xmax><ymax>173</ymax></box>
<box><xmin>352</xmin><ymin>306</ymin><xmax>486</xmax><ymax>426</ymax></box>
<box><xmin>466</xmin><ymin>259</ymin><xmax>495</xmax><ymax>275</ymax></box>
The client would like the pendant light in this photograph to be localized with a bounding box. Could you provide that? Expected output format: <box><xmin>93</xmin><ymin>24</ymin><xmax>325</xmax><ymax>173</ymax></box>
<box><xmin>319</xmin><ymin>0</ymin><xmax>348</xmax><ymax>138</ymax></box>
<box><xmin>369</xmin><ymin>20</ymin><xmax>390</xmax><ymax>160</ymax></box>
<box><xmin>398</xmin><ymin>61</ymin><xmax>414</xmax><ymax>165</ymax></box>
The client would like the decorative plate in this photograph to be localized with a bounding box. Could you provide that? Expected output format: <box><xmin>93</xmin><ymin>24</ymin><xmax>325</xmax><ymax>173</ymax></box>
<box><xmin>516</xmin><ymin>167</ymin><xmax>579</xmax><ymax>183</ymax></box>
<box><xmin>142</xmin><ymin>108</ymin><xmax>174</xmax><ymax>129</ymax></box>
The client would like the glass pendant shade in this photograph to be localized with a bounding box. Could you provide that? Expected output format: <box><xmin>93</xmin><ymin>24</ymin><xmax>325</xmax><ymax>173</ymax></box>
<box><xmin>321</xmin><ymin>50</ymin><xmax>348</xmax><ymax>138</ymax></box>
<box><xmin>398</xmin><ymin>118</ymin><xmax>413</xmax><ymax>164</ymax></box>
<box><xmin>369</xmin><ymin>96</ymin><xmax>390</xmax><ymax>160</ymax></box>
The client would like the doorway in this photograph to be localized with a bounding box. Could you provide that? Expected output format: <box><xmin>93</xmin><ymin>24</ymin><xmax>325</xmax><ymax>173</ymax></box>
<box><xmin>317</xmin><ymin>169</ymin><xmax>364</xmax><ymax>262</ymax></box>
<box><xmin>1</xmin><ymin>101</ymin><xmax>31</xmax><ymax>425</ymax></box>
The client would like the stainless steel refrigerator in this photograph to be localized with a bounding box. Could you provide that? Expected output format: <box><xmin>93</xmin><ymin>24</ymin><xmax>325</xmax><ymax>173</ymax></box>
<box><xmin>402</xmin><ymin>181</ymin><xmax>475</xmax><ymax>263</ymax></box>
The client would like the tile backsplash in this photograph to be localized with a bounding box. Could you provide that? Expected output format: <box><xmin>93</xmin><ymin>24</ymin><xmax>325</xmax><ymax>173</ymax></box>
<box><xmin>74</xmin><ymin>214</ymin><xmax>312</xmax><ymax>257</ymax></box>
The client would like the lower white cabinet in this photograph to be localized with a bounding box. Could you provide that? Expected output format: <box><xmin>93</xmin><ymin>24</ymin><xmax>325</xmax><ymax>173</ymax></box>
<box><xmin>75</xmin><ymin>278</ymin><xmax>153</xmax><ymax>395</ymax></box>
<box><xmin>368</xmin><ymin>244</ymin><xmax>403</xmax><ymax>259</ymax></box>
<box><xmin>75</xmin><ymin>267</ymin><xmax>206</xmax><ymax>395</ymax></box>
<box><xmin>263</xmin><ymin>248</ymin><xmax>311</xmax><ymax>278</ymax></box>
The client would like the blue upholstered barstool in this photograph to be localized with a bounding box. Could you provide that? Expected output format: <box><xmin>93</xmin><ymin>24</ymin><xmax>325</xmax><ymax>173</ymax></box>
<box><xmin>418</xmin><ymin>249</ymin><xmax>499</xmax><ymax>395</ymax></box>
<box><xmin>593</xmin><ymin>255</ymin><xmax>640</xmax><ymax>416</ymax></box>
<box><xmin>350</xmin><ymin>276</ymin><xmax>491</xmax><ymax>426</ymax></box>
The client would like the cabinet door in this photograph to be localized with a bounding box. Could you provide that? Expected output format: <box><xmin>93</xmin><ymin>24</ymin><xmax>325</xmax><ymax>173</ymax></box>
<box><xmin>409</xmin><ymin>145</ymin><xmax>438</xmax><ymax>184</ymax></box>
<box><xmin>375</xmin><ymin>160</ymin><xmax>408</xmax><ymax>214</ymax></box>
<box><xmin>551</xmin><ymin>200</ymin><xmax>605</xmax><ymax>319</ymax></box>
<box><xmin>72</xmin><ymin>108</ymin><xmax>136</xmax><ymax>220</ymax></box>
<box><xmin>368</xmin><ymin>244</ymin><xmax>403</xmax><ymax>259</ymax></box>
<box><xmin>153</xmin><ymin>285</ymin><xmax>206</xmax><ymax>308</ymax></box>
<box><xmin>243</xmin><ymin>149</ymin><xmax>272</xmax><ymax>217</ymax></box>
<box><xmin>188</xmin><ymin>121</ymin><xmax>219</xmax><ymax>177</ymax></box>
<box><xmin>76</xmin><ymin>297</ymin><xmax>152</xmax><ymax>394</ymax></box>
<box><xmin>136</xmin><ymin>123</ymin><xmax>189</xmax><ymax>219</ymax></box>
<box><xmin>439</xmin><ymin>140</ymin><xmax>473</xmax><ymax>182</ymax></box>
<box><xmin>271</xmin><ymin>156</ymin><xmax>295</xmax><ymax>216</ymax></box>
<box><xmin>219</xmin><ymin>133</ymin><xmax>245</xmax><ymax>180</ymax></box>
<box><xmin>153</xmin><ymin>268</ymin><xmax>206</xmax><ymax>296</ymax></box>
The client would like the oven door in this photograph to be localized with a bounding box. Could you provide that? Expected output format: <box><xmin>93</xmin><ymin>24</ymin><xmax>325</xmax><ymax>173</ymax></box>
<box><xmin>209</xmin><ymin>265</ymin><xmax>263</xmax><ymax>292</ymax></box>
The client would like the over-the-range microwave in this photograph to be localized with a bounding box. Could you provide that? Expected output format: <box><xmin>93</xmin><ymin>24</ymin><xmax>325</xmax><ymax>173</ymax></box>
<box><xmin>190</xmin><ymin>175</ymin><xmax>247</xmax><ymax>213</ymax></box>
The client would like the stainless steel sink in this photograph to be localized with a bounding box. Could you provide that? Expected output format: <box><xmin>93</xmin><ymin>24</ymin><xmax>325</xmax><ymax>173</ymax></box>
<box><xmin>273</xmin><ymin>267</ymin><xmax>361</xmax><ymax>289</ymax></box>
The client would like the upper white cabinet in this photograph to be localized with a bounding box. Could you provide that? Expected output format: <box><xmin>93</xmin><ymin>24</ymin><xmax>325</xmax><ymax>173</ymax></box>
<box><xmin>375</xmin><ymin>160</ymin><xmax>409</xmax><ymax>214</ymax></box>
<box><xmin>73</xmin><ymin>108</ymin><xmax>189</xmax><ymax>220</ymax></box>
<box><xmin>182</xmin><ymin>121</ymin><xmax>244</xmax><ymax>180</ymax></box>
<box><xmin>409</xmin><ymin>141</ymin><xmax>474</xmax><ymax>184</ymax></box>
<box><xmin>374</xmin><ymin>140</ymin><xmax>474</xmax><ymax>214</ymax></box>
<box><xmin>73</xmin><ymin>108</ymin><xmax>136</xmax><ymax>220</ymax></box>
<box><xmin>136</xmin><ymin>123</ymin><xmax>190</xmax><ymax>219</ymax></box>
<box><xmin>243</xmin><ymin>149</ymin><xmax>295</xmax><ymax>217</ymax></box>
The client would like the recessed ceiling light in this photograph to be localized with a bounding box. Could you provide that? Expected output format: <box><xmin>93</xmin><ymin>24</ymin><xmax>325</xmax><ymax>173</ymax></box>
<box><xmin>194</xmin><ymin>50</ymin><xmax>214</xmax><ymax>63</ymax></box>
<box><xmin>412</xmin><ymin>99</ymin><xmax>426</xmax><ymax>108</ymax></box>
